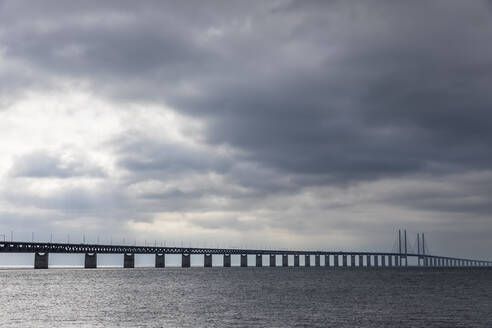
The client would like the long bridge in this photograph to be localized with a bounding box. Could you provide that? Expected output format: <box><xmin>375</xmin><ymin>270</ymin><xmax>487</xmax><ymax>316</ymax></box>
<box><xmin>1</xmin><ymin>230</ymin><xmax>490</xmax><ymax>269</ymax></box>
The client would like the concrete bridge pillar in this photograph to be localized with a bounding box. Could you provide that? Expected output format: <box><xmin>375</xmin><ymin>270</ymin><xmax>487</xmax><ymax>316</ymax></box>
<box><xmin>315</xmin><ymin>255</ymin><xmax>320</xmax><ymax>266</ymax></box>
<box><xmin>34</xmin><ymin>252</ymin><xmax>49</xmax><ymax>269</ymax></box>
<box><xmin>155</xmin><ymin>254</ymin><xmax>165</xmax><ymax>268</ymax></box>
<box><xmin>241</xmin><ymin>254</ymin><xmax>248</xmax><ymax>267</ymax></box>
<box><xmin>282</xmin><ymin>254</ymin><xmax>288</xmax><ymax>267</ymax></box>
<box><xmin>204</xmin><ymin>254</ymin><xmax>212</xmax><ymax>267</ymax></box>
<box><xmin>294</xmin><ymin>255</ymin><xmax>300</xmax><ymax>267</ymax></box>
<box><xmin>350</xmin><ymin>255</ymin><xmax>355</xmax><ymax>267</ymax></box>
<box><xmin>223</xmin><ymin>254</ymin><xmax>231</xmax><ymax>267</ymax></box>
<box><xmin>388</xmin><ymin>255</ymin><xmax>393</xmax><ymax>267</ymax></box>
<box><xmin>256</xmin><ymin>254</ymin><xmax>262</xmax><ymax>267</ymax></box>
<box><xmin>381</xmin><ymin>255</ymin><xmax>386</xmax><ymax>267</ymax></box>
<box><xmin>270</xmin><ymin>255</ymin><xmax>276</xmax><ymax>267</ymax></box>
<box><xmin>366</xmin><ymin>255</ymin><xmax>371</xmax><ymax>267</ymax></box>
<box><xmin>85</xmin><ymin>253</ymin><xmax>97</xmax><ymax>269</ymax></box>
<box><xmin>394</xmin><ymin>255</ymin><xmax>399</xmax><ymax>267</ymax></box>
<box><xmin>124</xmin><ymin>253</ymin><xmax>135</xmax><ymax>268</ymax></box>
<box><xmin>342</xmin><ymin>255</ymin><xmax>347</xmax><ymax>267</ymax></box>
<box><xmin>358</xmin><ymin>255</ymin><xmax>364</xmax><ymax>267</ymax></box>
<box><xmin>374</xmin><ymin>255</ymin><xmax>379</xmax><ymax>267</ymax></box>
<box><xmin>305</xmin><ymin>255</ymin><xmax>311</xmax><ymax>267</ymax></box>
<box><xmin>182</xmin><ymin>254</ymin><xmax>191</xmax><ymax>268</ymax></box>
<box><xmin>325</xmin><ymin>255</ymin><xmax>330</xmax><ymax>267</ymax></box>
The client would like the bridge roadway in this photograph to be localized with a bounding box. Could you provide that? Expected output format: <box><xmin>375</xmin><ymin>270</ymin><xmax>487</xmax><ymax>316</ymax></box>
<box><xmin>1</xmin><ymin>241</ymin><xmax>491</xmax><ymax>269</ymax></box>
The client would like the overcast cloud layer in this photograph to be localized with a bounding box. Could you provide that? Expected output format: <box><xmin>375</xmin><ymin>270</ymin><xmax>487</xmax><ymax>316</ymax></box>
<box><xmin>1</xmin><ymin>0</ymin><xmax>492</xmax><ymax>260</ymax></box>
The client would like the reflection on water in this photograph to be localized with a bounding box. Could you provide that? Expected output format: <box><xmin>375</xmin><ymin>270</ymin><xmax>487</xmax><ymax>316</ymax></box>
<box><xmin>1</xmin><ymin>267</ymin><xmax>491</xmax><ymax>327</ymax></box>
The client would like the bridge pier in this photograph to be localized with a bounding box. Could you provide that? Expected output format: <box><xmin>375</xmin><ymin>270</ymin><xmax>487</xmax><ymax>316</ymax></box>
<box><xmin>241</xmin><ymin>254</ymin><xmax>248</xmax><ymax>267</ymax></box>
<box><xmin>342</xmin><ymin>255</ymin><xmax>347</xmax><ymax>267</ymax></box>
<box><xmin>366</xmin><ymin>255</ymin><xmax>371</xmax><ymax>267</ymax></box>
<box><xmin>315</xmin><ymin>255</ymin><xmax>320</xmax><ymax>266</ymax></box>
<box><xmin>294</xmin><ymin>255</ymin><xmax>300</xmax><ymax>267</ymax></box>
<box><xmin>388</xmin><ymin>255</ymin><xmax>393</xmax><ymax>267</ymax></box>
<box><xmin>358</xmin><ymin>255</ymin><xmax>364</xmax><ymax>267</ymax></box>
<box><xmin>270</xmin><ymin>254</ymin><xmax>276</xmax><ymax>267</ymax></box>
<box><xmin>350</xmin><ymin>255</ymin><xmax>355</xmax><ymax>267</ymax></box>
<box><xmin>282</xmin><ymin>254</ymin><xmax>288</xmax><ymax>267</ymax></box>
<box><xmin>182</xmin><ymin>254</ymin><xmax>191</xmax><ymax>268</ymax></box>
<box><xmin>325</xmin><ymin>254</ymin><xmax>330</xmax><ymax>267</ymax></box>
<box><xmin>334</xmin><ymin>255</ymin><xmax>339</xmax><ymax>267</ymax></box>
<box><xmin>381</xmin><ymin>255</ymin><xmax>386</xmax><ymax>268</ymax></box>
<box><xmin>155</xmin><ymin>254</ymin><xmax>165</xmax><ymax>268</ymax></box>
<box><xmin>124</xmin><ymin>253</ymin><xmax>134</xmax><ymax>268</ymax></box>
<box><xmin>374</xmin><ymin>255</ymin><xmax>379</xmax><ymax>267</ymax></box>
<box><xmin>204</xmin><ymin>254</ymin><xmax>212</xmax><ymax>267</ymax></box>
<box><xmin>223</xmin><ymin>254</ymin><xmax>231</xmax><ymax>267</ymax></box>
<box><xmin>85</xmin><ymin>253</ymin><xmax>97</xmax><ymax>269</ymax></box>
<box><xmin>256</xmin><ymin>254</ymin><xmax>262</xmax><ymax>267</ymax></box>
<box><xmin>394</xmin><ymin>255</ymin><xmax>398</xmax><ymax>267</ymax></box>
<box><xmin>305</xmin><ymin>255</ymin><xmax>311</xmax><ymax>267</ymax></box>
<box><xmin>34</xmin><ymin>252</ymin><xmax>49</xmax><ymax>269</ymax></box>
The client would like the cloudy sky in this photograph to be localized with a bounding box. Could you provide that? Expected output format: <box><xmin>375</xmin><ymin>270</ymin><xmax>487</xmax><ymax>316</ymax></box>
<box><xmin>1</xmin><ymin>0</ymin><xmax>491</xmax><ymax>260</ymax></box>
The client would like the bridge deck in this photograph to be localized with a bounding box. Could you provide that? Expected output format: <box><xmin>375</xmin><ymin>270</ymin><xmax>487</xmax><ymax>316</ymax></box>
<box><xmin>0</xmin><ymin>241</ymin><xmax>489</xmax><ymax>264</ymax></box>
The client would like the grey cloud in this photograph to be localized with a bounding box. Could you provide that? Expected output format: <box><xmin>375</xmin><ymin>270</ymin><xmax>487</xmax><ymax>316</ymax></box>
<box><xmin>1</xmin><ymin>1</ymin><xmax>492</xmax><ymax>257</ymax></box>
<box><xmin>112</xmin><ymin>133</ymin><xmax>233</xmax><ymax>177</ymax></box>
<box><xmin>9</xmin><ymin>151</ymin><xmax>106</xmax><ymax>178</ymax></box>
<box><xmin>7</xmin><ymin>0</ymin><xmax>485</xmax><ymax>185</ymax></box>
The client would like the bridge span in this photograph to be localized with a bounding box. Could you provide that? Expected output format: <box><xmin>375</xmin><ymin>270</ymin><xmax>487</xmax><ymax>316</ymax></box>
<box><xmin>1</xmin><ymin>240</ymin><xmax>491</xmax><ymax>269</ymax></box>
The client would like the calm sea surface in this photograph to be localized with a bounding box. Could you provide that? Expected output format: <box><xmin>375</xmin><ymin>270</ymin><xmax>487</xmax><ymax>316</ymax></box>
<box><xmin>1</xmin><ymin>267</ymin><xmax>491</xmax><ymax>327</ymax></box>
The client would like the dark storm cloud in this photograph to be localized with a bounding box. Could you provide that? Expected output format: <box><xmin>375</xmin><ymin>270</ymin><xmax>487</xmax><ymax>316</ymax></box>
<box><xmin>2</xmin><ymin>0</ymin><xmax>490</xmax><ymax>186</ymax></box>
